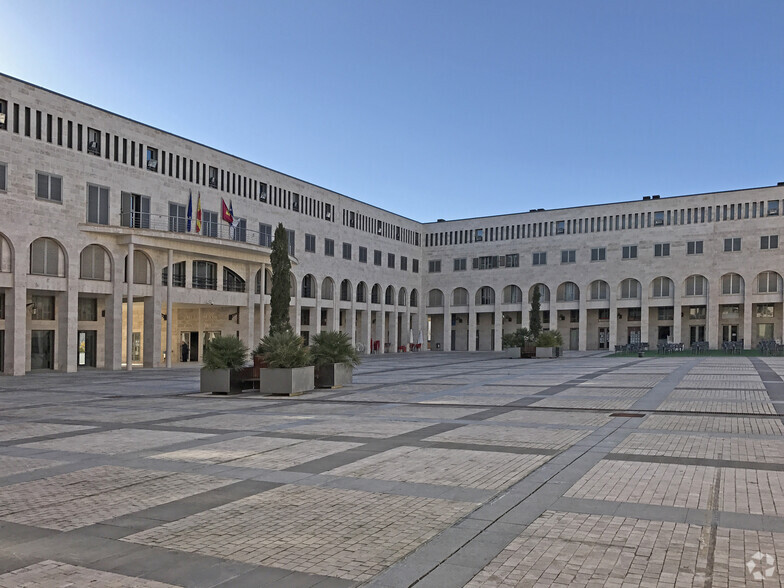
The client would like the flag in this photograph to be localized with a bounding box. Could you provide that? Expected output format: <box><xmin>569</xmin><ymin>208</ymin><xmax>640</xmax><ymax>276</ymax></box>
<box><xmin>195</xmin><ymin>193</ymin><xmax>202</xmax><ymax>234</ymax></box>
<box><xmin>229</xmin><ymin>200</ymin><xmax>234</xmax><ymax>222</ymax></box>
<box><xmin>221</xmin><ymin>198</ymin><xmax>233</xmax><ymax>223</ymax></box>
<box><xmin>186</xmin><ymin>191</ymin><xmax>192</xmax><ymax>232</ymax></box>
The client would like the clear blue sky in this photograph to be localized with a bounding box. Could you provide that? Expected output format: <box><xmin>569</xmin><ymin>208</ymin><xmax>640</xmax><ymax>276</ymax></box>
<box><xmin>2</xmin><ymin>1</ymin><xmax>782</xmax><ymax>222</ymax></box>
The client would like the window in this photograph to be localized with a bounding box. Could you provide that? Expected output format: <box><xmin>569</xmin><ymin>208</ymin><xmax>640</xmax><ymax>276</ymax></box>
<box><xmin>561</xmin><ymin>250</ymin><xmax>576</xmax><ymax>264</ymax></box>
<box><xmin>721</xmin><ymin>273</ymin><xmax>742</xmax><ymax>295</ymax></box>
<box><xmin>208</xmin><ymin>166</ymin><xmax>218</xmax><ymax>189</ymax></box>
<box><xmin>724</xmin><ymin>237</ymin><xmax>741</xmax><ymax>252</ymax></box>
<box><xmin>86</xmin><ymin>184</ymin><xmax>109</xmax><ymax>225</ymax></box>
<box><xmin>0</xmin><ymin>292</ymin><xmax>5</xmax><ymax>320</ymax></box>
<box><xmin>720</xmin><ymin>305</ymin><xmax>740</xmax><ymax>319</ymax></box>
<box><xmin>687</xmin><ymin>240</ymin><xmax>703</xmax><ymax>255</ymax></box>
<box><xmin>477</xmin><ymin>287</ymin><xmax>494</xmax><ymax>305</ymax></box>
<box><xmin>401</xmin><ymin>256</ymin><xmax>407</xmax><ymax>271</ymax></box>
<box><xmin>652</xmin><ymin>277</ymin><xmax>671</xmax><ymax>297</ymax></box>
<box><xmin>627</xmin><ymin>307</ymin><xmax>642</xmax><ymax>321</ymax></box>
<box><xmin>258</xmin><ymin>224</ymin><xmax>272</xmax><ymax>247</ymax></box>
<box><xmin>622</xmin><ymin>245</ymin><xmax>637</xmax><ymax>259</ymax></box>
<box><xmin>428</xmin><ymin>260</ymin><xmax>441</xmax><ymax>273</ymax></box>
<box><xmin>30</xmin><ymin>238</ymin><xmax>61</xmax><ymax>276</ymax></box>
<box><xmin>304</xmin><ymin>233</ymin><xmax>315</xmax><ymax>252</ymax></box>
<box><xmin>558</xmin><ymin>282</ymin><xmax>578</xmax><ymax>302</ymax></box>
<box><xmin>121</xmin><ymin>193</ymin><xmax>150</xmax><ymax>228</ymax></box>
<box><xmin>80</xmin><ymin>245</ymin><xmax>108</xmax><ymax>280</ymax></box>
<box><xmin>756</xmin><ymin>304</ymin><xmax>774</xmax><ymax>318</ymax></box>
<box><xmin>620</xmin><ymin>278</ymin><xmax>640</xmax><ymax>299</ymax></box>
<box><xmin>590</xmin><ymin>247</ymin><xmax>606</xmax><ymax>261</ymax></box>
<box><xmin>146</xmin><ymin>147</ymin><xmax>158</xmax><ymax>171</ymax></box>
<box><xmin>598</xmin><ymin>308</ymin><xmax>610</xmax><ymax>320</ymax></box>
<box><xmin>0</xmin><ymin>99</ymin><xmax>6</xmax><ymax>130</ymax></box>
<box><xmin>758</xmin><ymin>271</ymin><xmax>779</xmax><ymax>294</ymax></box>
<box><xmin>761</xmin><ymin>235</ymin><xmax>779</xmax><ymax>250</ymax></box>
<box><xmin>475</xmin><ymin>228</ymin><xmax>484</xmax><ymax>242</ymax></box>
<box><xmin>359</xmin><ymin>246</ymin><xmax>367</xmax><ymax>263</ymax></box>
<box><xmin>340</xmin><ymin>280</ymin><xmax>351</xmax><ymax>301</ymax></box>
<box><xmin>31</xmin><ymin>295</ymin><xmax>55</xmax><ymax>320</ymax></box>
<box><xmin>192</xmin><ymin>260</ymin><xmax>217</xmax><ymax>289</ymax></box>
<box><xmin>654</xmin><ymin>243</ymin><xmax>670</xmax><ymax>257</ymax></box>
<box><xmin>169</xmin><ymin>203</ymin><xmax>187</xmax><ymax>233</ymax></box>
<box><xmin>87</xmin><ymin>128</ymin><xmax>101</xmax><ymax>156</ymax></box>
<box><xmin>78</xmin><ymin>298</ymin><xmax>98</xmax><ymax>321</ymax></box>
<box><xmin>689</xmin><ymin>306</ymin><xmax>706</xmax><ymax>320</ymax></box>
<box><xmin>388</xmin><ymin>253</ymin><xmax>395</xmax><ymax>268</ymax></box>
<box><xmin>505</xmin><ymin>254</ymin><xmax>519</xmax><ymax>267</ymax></box>
<box><xmin>232</xmin><ymin>218</ymin><xmax>246</xmax><ymax>242</ymax></box>
<box><xmin>36</xmin><ymin>172</ymin><xmax>62</xmax><ymax>203</ymax></box>
<box><xmin>590</xmin><ymin>281</ymin><xmax>609</xmax><ymax>300</ymax></box>
<box><xmin>532</xmin><ymin>252</ymin><xmax>546</xmax><ymax>265</ymax></box>
<box><xmin>162</xmin><ymin>261</ymin><xmax>186</xmax><ymax>287</ymax></box>
<box><xmin>476</xmin><ymin>256</ymin><xmax>498</xmax><ymax>270</ymax></box>
<box><xmin>453</xmin><ymin>288</ymin><xmax>468</xmax><ymax>306</ymax></box>
<box><xmin>0</xmin><ymin>162</ymin><xmax>6</xmax><ymax>192</ymax></box>
<box><xmin>769</xmin><ymin>200</ymin><xmax>780</xmax><ymax>216</ymax></box>
<box><xmin>200</xmin><ymin>210</ymin><xmax>217</xmax><ymax>237</ymax></box>
<box><xmin>286</xmin><ymin>229</ymin><xmax>295</xmax><ymax>255</ymax></box>
<box><xmin>653</xmin><ymin>211</ymin><xmax>664</xmax><ymax>226</ymax></box>
<box><xmin>223</xmin><ymin>267</ymin><xmax>245</xmax><ymax>292</ymax></box>
<box><xmin>412</xmin><ymin>259</ymin><xmax>419</xmax><ymax>273</ymax></box>
<box><xmin>342</xmin><ymin>242</ymin><xmax>352</xmax><ymax>260</ymax></box>
<box><xmin>685</xmin><ymin>275</ymin><xmax>707</xmax><ymax>296</ymax></box>
<box><xmin>556</xmin><ymin>220</ymin><xmax>565</xmax><ymax>234</ymax></box>
<box><xmin>657</xmin><ymin>307</ymin><xmax>674</xmax><ymax>321</ymax></box>
<box><xmin>324</xmin><ymin>238</ymin><xmax>335</xmax><ymax>256</ymax></box>
<box><xmin>454</xmin><ymin>258</ymin><xmax>467</xmax><ymax>271</ymax></box>
<box><xmin>374</xmin><ymin>250</ymin><xmax>382</xmax><ymax>266</ymax></box>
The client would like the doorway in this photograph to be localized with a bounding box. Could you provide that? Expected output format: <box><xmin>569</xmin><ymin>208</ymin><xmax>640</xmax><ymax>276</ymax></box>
<box><xmin>598</xmin><ymin>327</ymin><xmax>609</xmax><ymax>349</ymax></box>
<box><xmin>657</xmin><ymin>326</ymin><xmax>671</xmax><ymax>345</ymax></box>
<box><xmin>180</xmin><ymin>331</ymin><xmax>199</xmax><ymax>362</ymax></box>
<box><xmin>77</xmin><ymin>330</ymin><xmax>97</xmax><ymax>367</ymax></box>
<box><xmin>722</xmin><ymin>325</ymin><xmax>738</xmax><ymax>342</ymax></box>
<box><xmin>627</xmin><ymin>327</ymin><xmax>641</xmax><ymax>345</ymax></box>
<box><xmin>690</xmin><ymin>325</ymin><xmax>705</xmax><ymax>345</ymax></box>
<box><xmin>569</xmin><ymin>328</ymin><xmax>579</xmax><ymax>350</ymax></box>
<box><xmin>31</xmin><ymin>330</ymin><xmax>54</xmax><ymax>370</ymax></box>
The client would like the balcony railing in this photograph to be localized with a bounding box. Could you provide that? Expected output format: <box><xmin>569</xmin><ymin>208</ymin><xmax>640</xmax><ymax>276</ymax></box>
<box><xmin>223</xmin><ymin>280</ymin><xmax>246</xmax><ymax>293</ymax></box>
<box><xmin>118</xmin><ymin>213</ymin><xmax>269</xmax><ymax>247</ymax></box>
<box><xmin>192</xmin><ymin>276</ymin><xmax>217</xmax><ymax>290</ymax></box>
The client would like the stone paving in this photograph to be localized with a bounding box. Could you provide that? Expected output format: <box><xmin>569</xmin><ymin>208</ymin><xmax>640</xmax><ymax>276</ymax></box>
<box><xmin>1</xmin><ymin>352</ymin><xmax>784</xmax><ymax>586</ymax></box>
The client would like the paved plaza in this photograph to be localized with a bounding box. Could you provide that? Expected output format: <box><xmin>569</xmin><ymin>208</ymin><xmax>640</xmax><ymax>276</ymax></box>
<box><xmin>1</xmin><ymin>353</ymin><xmax>784</xmax><ymax>587</ymax></box>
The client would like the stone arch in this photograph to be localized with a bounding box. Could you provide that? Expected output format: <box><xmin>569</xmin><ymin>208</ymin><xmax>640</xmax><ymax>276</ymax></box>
<box><xmin>556</xmin><ymin>281</ymin><xmax>579</xmax><ymax>302</ymax></box>
<box><xmin>619</xmin><ymin>278</ymin><xmax>641</xmax><ymax>300</ymax></box>
<box><xmin>321</xmin><ymin>277</ymin><xmax>335</xmax><ymax>300</ymax></box>
<box><xmin>452</xmin><ymin>287</ymin><xmax>469</xmax><ymax>306</ymax></box>
<box><xmin>79</xmin><ymin>244</ymin><xmax>112</xmax><ymax>281</ymax></box>
<box><xmin>30</xmin><ymin>237</ymin><xmax>67</xmax><ymax>277</ymax></box>
<box><xmin>427</xmin><ymin>289</ymin><xmax>444</xmax><ymax>307</ymax></box>
<box><xmin>528</xmin><ymin>283</ymin><xmax>550</xmax><ymax>302</ymax></box>
<box><xmin>476</xmin><ymin>286</ymin><xmax>495</xmax><ymax>306</ymax></box>
<box><xmin>503</xmin><ymin>285</ymin><xmax>522</xmax><ymax>304</ymax></box>
<box><xmin>589</xmin><ymin>280</ymin><xmax>609</xmax><ymax>300</ymax></box>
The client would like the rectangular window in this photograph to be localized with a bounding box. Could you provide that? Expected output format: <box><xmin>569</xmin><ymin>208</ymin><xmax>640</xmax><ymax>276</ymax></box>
<box><xmin>622</xmin><ymin>245</ymin><xmax>637</xmax><ymax>259</ymax></box>
<box><xmin>120</xmin><ymin>192</ymin><xmax>150</xmax><ymax>228</ymax></box>
<box><xmin>0</xmin><ymin>99</ymin><xmax>6</xmax><ymax>130</ymax></box>
<box><xmin>532</xmin><ymin>252</ymin><xmax>546</xmax><ymax>265</ymax></box>
<box><xmin>146</xmin><ymin>147</ymin><xmax>158</xmax><ymax>171</ymax></box>
<box><xmin>258</xmin><ymin>223</ymin><xmax>272</xmax><ymax>247</ymax></box>
<box><xmin>232</xmin><ymin>219</ymin><xmax>246</xmax><ymax>242</ymax></box>
<box><xmin>359</xmin><ymin>246</ymin><xmax>367</xmax><ymax>263</ymax></box>
<box><xmin>35</xmin><ymin>172</ymin><xmax>62</xmax><ymax>203</ymax></box>
<box><xmin>401</xmin><ymin>256</ymin><xmax>407</xmax><ymax>271</ymax></box>
<box><xmin>32</xmin><ymin>295</ymin><xmax>55</xmax><ymax>320</ymax></box>
<box><xmin>769</xmin><ymin>200</ymin><xmax>780</xmax><ymax>216</ymax></box>
<box><xmin>555</xmin><ymin>220</ymin><xmax>565</xmax><ymax>234</ymax></box>
<box><xmin>30</xmin><ymin>239</ymin><xmax>60</xmax><ymax>276</ymax></box>
<box><xmin>654</xmin><ymin>243</ymin><xmax>670</xmax><ymax>257</ymax></box>
<box><xmin>169</xmin><ymin>202</ymin><xmax>187</xmax><ymax>233</ymax></box>
<box><xmin>628</xmin><ymin>307</ymin><xmax>642</xmax><ymax>321</ymax></box>
<box><xmin>658</xmin><ymin>307</ymin><xmax>674</xmax><ymax>321</ymax></box>
<box><xmin>689</xmin><ymin>306</ymin><xmax>707</xmax><ymax>320</ymax></box>
<box><xmin>475</xmin><ymin>228</ymin><xmax>484</xmax><ymax>242</ymax></box>
<box><xmin>342</xmin><ymin>242</ymin><xmax>352</xmax><ymax>260</ymax></box>
<box><xmin>687</xmin><ymin>240</ymin><xmax>703</xmax><ymax>255</ymax></box>
<box><xmin>388</xmin><ymin>253</ymin><xmax>395</xmax><ymax>268</ymax></box>
<box><xmin>0</xmin><ymin>162</ymin><xmax>6</xmax><ymax>192</ymax></box>
<box><xmin>208</xmin><ymin>166</ymin><xmax>218</xmax><ymax>189</ymax></box>
<box><xmin>561</xmin><ymin>250</ymin><xmax>576</xmax><ymax>264</ymax></box>
<box><xmin>87</xmin><ymin>127</ymin><xmax>101</xmax><ymax>156</ymax></box>
<box><xmin>374</xmin><ymin>250</ymin><xmax>382</xmax><ymax>266</ymax></box>
<box><xmin>653</xmin><ymin>211</ymin><xmax>664</xmax><ymax>226</ymax></box>
<box><xmin>78</xmin><ymin>298</ymin><xmax>98</xmax><ymax>321</ymax></box>
<box><xmin>324</xmin><ymin>238</ymin><xmax>335</xmax><ymax>256</ymax></box>
<box><xmin>505</xmin><ymin>254</ymin><xmax>519</xmax><ymax>267</ymax></box>
<box><xmin>756</xmin><ymin>304</ymin><xmax>775</xmax><ymax>319</ymax></box>
<box><xmin>428</xmin><ymin>259</ymin><xmax>441</xmax><ymax>273</ymax></box>
<box><xmin>286</xmin><ymin>229</ymin><xmax>295</xmax><ymax>255</ymax></box>
<box><xmin>202</xmin><ymin>210</ymin><xmax>218</xmax><ymax>237</ymax></box>
<box><xmin>304</xmin><ymin>233</ymin><xmax>316</xmax><ymax>252</ymax></box>
<box><xmin>86</xmin><ymin>184</ymin><xmax>109</xmax><ymax>225</ymax></box>
<box><xmin>412</xmin><ymin>259</ymin><xmax>419</xmax><ymax>273</ymax></box>
<box><xmin>192</xmin><ymin>261</ymin><xmax>217</xmax><ymax>290</ymax></box>
<box><xmin>590</xmin><ymin>247</ymin><xmax>606</xmax><ymax>261</ymax></box>
<box><xmin>761</xmin><ymin>235</ymin><xmax>779</xmax><ymax>250</ymax></box>
<box><xmin>724</xmin><ymin>237</ymin><xmax>741</xmax><ymax>252</ymax></box>
<box><xmin>162</xmin><ymin>261</ymin><xmax>186</xmax><ymax>287</ymax></box>
<box><xmin>454</xmin><ymin>258</ymin><xmax>467</xmax><ymax>271</ymax></box>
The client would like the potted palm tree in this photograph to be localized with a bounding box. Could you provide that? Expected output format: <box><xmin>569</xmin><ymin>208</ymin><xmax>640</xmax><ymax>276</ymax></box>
<box><xmin>200</xmin><ymin>335</ymin><xmax>250</xmax><ymax>394</ymax></box>
<box><xmin>257</xmin><ymin>329</ymin><xmax>314</xmax><ymax>395</ymax></box>
<box><xmin>310</xmin><ymin>330</ymin><xmax>360</xmax><ymax>388</ymax></box>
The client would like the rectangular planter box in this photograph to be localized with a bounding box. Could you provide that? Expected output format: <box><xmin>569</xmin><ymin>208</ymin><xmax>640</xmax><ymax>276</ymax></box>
<box><xmin>260</xmin><ymin>366</ymin><xmax>315</xmax><ymax>396</ymax></box>
<box><xmin>200</xmin><ymin>368</ymin><xmax>247</xmax><ymax>395</ymax></box>
<box><xmin>315</xmin><ymin>364</ymin><xmax>353</xmax><ymax>388</ymax></box>
<box><xmin>535</xmin><ymin>346</ymin><xmax>561</xmax><ymax>359</ymax></box>
<box><xmin>501</xmin><ymin>347</ymin><xmax>521</xmax><ymax>359</ymax></box>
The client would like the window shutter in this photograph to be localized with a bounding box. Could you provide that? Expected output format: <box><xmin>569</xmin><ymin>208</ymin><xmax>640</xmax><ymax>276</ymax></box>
<box><xmin>499</xmin><ymin>255</ymin><xmax>505</xmax><ymax>267</ymax></box>
<box><xmin>87</xmin><ymin>185</ymin><xmax>99</xmax><ymax>222</ymax></box>
<box><xmin>140</xmin><ymin>196</ymin><xmax>150</xmax><ymax>228</ymax></box>
<box><xmin>37</xmin><ymin>173</ymin><xmax>48</xmax><ymax>198</ymax></box>
<box><xmin>45</xmin><ymin>239</ymin><xmax>59</xmax><ymax>276</ymax></box>
<box><xmin>99</xmin><ymin>188</ymin><xmax>109</xmax><ymax>225</ymax></box>
<box><xmin>472</xmin><ymin>258</ymin><xmax>479</xmax><ymax>269</ymax></box>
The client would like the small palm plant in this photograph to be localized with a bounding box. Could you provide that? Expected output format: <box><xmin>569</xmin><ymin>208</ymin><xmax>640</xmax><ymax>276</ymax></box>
<box><xmin>202</xmin><ymin>336</ymin><xmax>248</xmax><ymax>370</ymax></box>
<box><xmin>310</xmin><ymin>330</ymin><xmax>360</xmax><ymax>367</ymax></box>
<box><xmin>257</xmin><ymin>329</ymin><xmax>311</xmax><ymax>368</ymax></box>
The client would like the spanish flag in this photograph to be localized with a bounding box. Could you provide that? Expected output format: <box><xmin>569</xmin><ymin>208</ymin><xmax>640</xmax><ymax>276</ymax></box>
<box><xmin>221</xmin><ymin>198</ymin><xmax>233</xmax><ymax>223</ymax></box>
<box><xmin>196</xmin><ymin>192</ymin><xmax>202</xmax><ymax>234</ymax></box>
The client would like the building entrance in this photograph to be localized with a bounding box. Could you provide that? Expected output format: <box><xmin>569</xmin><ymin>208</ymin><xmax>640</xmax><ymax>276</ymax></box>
<box><xmin>31</xmin><ymin>330</ymin><xmax>54</xmax><ymax>370</ymax></box>
<box><xmin>77</xmin><ymin>330</ymin><xmax>97</xmax><ymax>367</ymax></box>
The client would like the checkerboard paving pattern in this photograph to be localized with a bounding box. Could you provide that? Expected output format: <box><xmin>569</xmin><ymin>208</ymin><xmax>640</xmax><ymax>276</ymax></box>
<box><xmin>613</xmin><ymin>433</ymin><xmax>784</xmax><ymax>463</ymax></box>
<box><xmin>19</xmin><ymin>429</ymin><xmax>213</xmax><ymax>454</ymax></box>
<box><xmin>426</xmin><ymin>423</ymin><xmax>592</xmax><ymax>451</ymax></box>
<box><xmin>124</xmin><ymin>485</ymin><xmax>477</xmax><ymax>582</ymax></box>
<box><xmin>0</xmin><ymin>455</ymin><xmax>62</xmax><ymax>478</ymax></box>
<box><xmin>640</xmin><ymin>415</ymin><xmax>784</xmax><ymax>435</ymax></box>
<box><xmin>0</xmin><ymin>561</ymin><xmax>181</xmax><ymax>588</ymax></box>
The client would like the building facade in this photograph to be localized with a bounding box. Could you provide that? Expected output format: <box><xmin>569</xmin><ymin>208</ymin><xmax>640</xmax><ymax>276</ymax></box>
<box><xmin>0</xmin><ymin>73</ymin><xmax>782</xmax><ymax>374</ymax></box>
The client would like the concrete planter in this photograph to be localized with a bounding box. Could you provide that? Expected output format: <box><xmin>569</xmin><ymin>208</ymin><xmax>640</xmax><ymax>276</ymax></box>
<box><xmin>315</xmin><ymin>363</ymin><xmax>353</xmax><ymax>388</ymax></box>
<box><xmin>200</xmin><ymin>368</ymin><xmax>246</xmax><ymax>395</ymax></box>
<box><xmin>535</xmin><ymin>346</ymin><xmax>561</xmax><ymax>359</ymax></box>
<box><xmin>260</xmin><ymin>366</ymin><xmax>315</xmax><ymax>396</ymax></box>
<box><xmin>501</xmin><ymin>347</ymin><xmax>521</xmax><ymax>359</ymax></box>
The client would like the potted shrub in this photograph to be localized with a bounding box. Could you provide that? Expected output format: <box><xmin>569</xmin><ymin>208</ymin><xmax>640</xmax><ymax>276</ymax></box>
<box><xmin>257</xmin><ymin>329</ymin><xmax>314</xmax><ymax>395</ymax></box>
<box><xmin>310</xmin><ymin>330</ymin><xmax>360</xmax><ymax>388</ymax></box>
<box><xmin>502</xmin><ymin>328</ymin><xmax>534</xmax><ymax>359</ymax></box>
<box><xmin>200</xmin><ymin>336</ymin><xmax>250</xmax><ymax>394</ymax></box>
<box><xmin>535</xmin><ymin>330</ymin><xmax>563</xmax><ymax>359</ymax></box>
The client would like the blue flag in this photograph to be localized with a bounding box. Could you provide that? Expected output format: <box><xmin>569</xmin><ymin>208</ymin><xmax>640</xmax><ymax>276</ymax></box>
<box><xmin>187</xmin><ymin>191</ymin><xmax>193</xmax><ymax>231</ymax></box>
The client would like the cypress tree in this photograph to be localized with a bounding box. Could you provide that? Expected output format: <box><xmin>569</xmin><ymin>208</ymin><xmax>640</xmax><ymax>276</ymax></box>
<box><xmin>269</xmin><ymin>222</ymin><xmax>291</xmax><ymax>334</ymax></box>
<box><xmin>529</xmin><ymin>286</ymin><xmax>542</xmax><ymax>339</ymax></box>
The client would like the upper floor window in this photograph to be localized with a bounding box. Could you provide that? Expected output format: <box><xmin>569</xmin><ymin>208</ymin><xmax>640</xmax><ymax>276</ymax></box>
<box><xmin>342</xmin><ymin>242</ymin><xmax>352</xmax><ymax>260</ymax></box>
<box><xmin>620</xmin><ymin>278</ymin><xmax>640</xmax><ymax>299</ymax></box>
<box><xmin>30</xmin><ymin>238</ymin><xmax>62</xmax><ymax>276</ymax></box>
<box><xmin>428</xmin><ymin>259</ymin><xmax>441</xmax><ymax>273</ymax></box>
<box><xmin>87</xmin><ymin>127</ymin><xmax>101</xmax><ymax>156</ymax></box>
<box><xmin>687</xmin><ymin>240</ymin><xmax>703</xmax><ymax>255</ymax></box>
<box><xmin>412</xmin><ymin>259</ymin><xmax>419</xmax><ymax>273</ymax></box>
<box><xmin>193</xmin><ymin>260</ymin><xmax>217</xmax><ymax>289</ymax></box>
<box><xmin>146</xmin><ymin>147</ymin><xmax>158</xmax><ymax>171</ymax></box>
<box><xmin>387</xmin><ymin>253</ymin><xmax>395</xmax><ymax>268</ymax></box>
<box><xmin>651</xmin><ymin>277</ymin><xmax>672</xmax><ymax>297</ymax></box>
<box><xmin>0</xmin><ymin>162</ymin><xmax>6</xmax><ymax>192</ymax></box>
<box><xmin>401</xmin><ymin>256</ymin><xmax>407</xmax><ymax>271</ymax></box>
<box><xmin>36</xmin><ymin>172</ymin><xmax>62</xmax><ymax>203</ymax></box>
<box><xmin>120</xmin><ymin>192</ymin><xmax>150</xmax><ymax>228</ymax></box>
<box><xmin>169</xmin><ymin>202</ymin><xmax>187</xmax><ymax>233</ymax></box>
<box><xmin>561</xmin><ymin>250</ymin><xmax>576</xmax><ymax>264</ymax></box>
<box><xmin>758</xmin><ymin>271</ymin><xmax>780</xmax><ymax>294</ymax></box>
<box><xmin>454</xmin><ymin>258</ymin><xmax>467</xmax><ymax>271</ymax></box>
<box><xmin>232</xmin><ymin>218</ymin><xmax>246</xmax><ymax>242</ymax></box>
<box><xmin>653</xmin><ymin>211</ymin><xmax>664</xmax><ymax>226</ymax></box>
<box><xmin>591</xmin><ymin>247</ymin><xmax>606</xmax><ymax>261</ymax></box>
<box><xmin>590</xmin><ymin>280</ymin><xmax>609</xmax><ymax>300</ymax></box>
<box><xmin>259</xmin><ymin>223</ymin><xmax>272</xmax><ymax>247</ymax></box>
<box><xmin>208</xmin><ymin>166</ymin><xmax>218</xmax><ymax>189</ymax></box>
<box><xmin>203</xmin><ymin>210</ymin><xmax>218</xmax><ymax>237</ymax></box>
<box><xmin>685</xmin><ymin>275</ymin><xmax>707</xmax><ymax>296</ymax></box>
<box><xmin>304</xmin><ymin>233</ymin><xmax>316</xmax><ymax>253</ymax></box>
<box><xmin>324</xmin><ymin>238</ymin><xmax>335</xmax><ymax>257</ymax></box>
<box><xmin>761</xmin><ymin>235</ymin><xmax>779</xmax><ymax>250</ymax></box>
<box><xmin>161</xmin><ymin>261</ymin><xmax>186</xmax><ymax>287</ymax></box>
<box><xmin>476</xmin><ymin>256</ymin><xmax>498</xmax><ymax>270</ymax></box>
<box><xmin>87</xmin><ymin>184</ymin><xmax>109</xmax><ymax>225</ymax></box>
<box><xmin>475</xmin><ymin>228</ymin><xmax>484</xmax><ymax>242</ymax></box>
<box><xmin>724</xmin><ymin>237</ymin><xmax>741</xmax><ymax>252</ymax></box>
<box><xmin>555</xmin><ymin>220</ymin><xmax>565</xmax><ymax>234</ymax></box>
<box><xmin>769</xmin><ymin>200</ymin><xmax>780</xmax><ymax>216</ymax></box>
<box><xmin>622</xmin><ymin>245</ymin><xmax>637</xmax><ymax>259</ymax></box>
<box><xmin>654</xmin><ymin>243</ymin><xmax>670</xmax><ymax>257</ymax></box>
<box><xmin>374</xmin><ymin>250</ymin><xmax>382</xmax><ymax>266</ymax></box>
<box><xmin>505</xmin><ymin>254</ymin><xmax>519</xmax><ymax>267</ymax></box>
<box><xmin>532</xmin><ymin>252</ymin><xmax>546</xmax><ymax>265</ymax></box>
<box><xmin>0</xmin><ymin>99</ymin><xmax>7</xmax><ymax>130</ymax></box>
<box><xmin>359</xmin><ymin>246</ymin><xmax>367</xmax><ymax>263</ymax></box>
<box><xmin>721</xmin><ymin>273</ymin><xmax>742</xmax><ymax>295</ymax></box>
<box><xmin>286</xmin><ymin>229</ymin><xmax>295</xmax><ymax>255</ymax></box>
